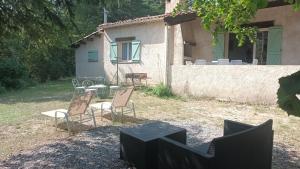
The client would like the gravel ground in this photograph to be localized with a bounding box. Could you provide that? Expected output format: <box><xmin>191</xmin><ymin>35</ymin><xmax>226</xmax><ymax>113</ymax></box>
<box><xmin>0</xmin><ymin>120</ymin><xmax>299</xmax><ymax>169</ymax></box>
<box><xmin>1</xmin><ymin>91</ymin><xmax>300</xmax><ymax>169</ymax></box>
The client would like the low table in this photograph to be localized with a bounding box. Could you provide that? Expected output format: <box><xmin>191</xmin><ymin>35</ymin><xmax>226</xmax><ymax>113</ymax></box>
<box><xmin>120</xmin><ymin>122</ymin><xmax>186</xmax><ymax>169</ymax></box>
<box><xmin>87</xmin><ymin>84</ymin><xmax>107</xmax><ymax>98</ymax></box>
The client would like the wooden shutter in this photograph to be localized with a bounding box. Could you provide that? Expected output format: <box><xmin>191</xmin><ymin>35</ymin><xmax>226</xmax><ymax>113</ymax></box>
<box><xmin>213</xmin><ymin>33</ymin><xmax>225</xmax><ymax>60</ymax></box>
<box><xmin>88</xmin><ymin>50</ymin><xmax>98</xmax><ymax>62</ymax></box>
<box><xmin>267</xmin><ymin>26</ymin><xmax>283</xmax><ymax>65</ymax></box>
<box><xmin>131</xmin><ymin>40</ymin><xmax>141</xmax><ymax>63</ymax></box>
<box><xmin>110</xmin><ymin>42</ymin><xmax>118</xmax><ymax>63</ymax></box>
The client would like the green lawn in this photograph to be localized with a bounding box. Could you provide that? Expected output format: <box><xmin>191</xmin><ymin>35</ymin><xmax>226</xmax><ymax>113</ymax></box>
<box><xmin>0</xmin><ymin>79</ymin><xmax>73</xmax><ymax>125</ymax></box>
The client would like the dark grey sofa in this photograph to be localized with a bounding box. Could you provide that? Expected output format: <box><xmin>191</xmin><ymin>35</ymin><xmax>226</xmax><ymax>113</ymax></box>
<box><xmin>158</xmin><ymin>119</ymin><xmax>274</xmax><ymax>169</ymax></box>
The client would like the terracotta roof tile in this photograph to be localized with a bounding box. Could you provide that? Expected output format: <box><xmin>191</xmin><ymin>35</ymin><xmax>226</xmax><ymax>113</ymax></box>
<box><xmin>71</xmin><ymin>31</ymin><xmax>102</xmax><ymax>48</ymax></box>
<box><xmin>98</xmin><ymin>14</ymin><xmax>166</xmax><ymax>29</ymax></box>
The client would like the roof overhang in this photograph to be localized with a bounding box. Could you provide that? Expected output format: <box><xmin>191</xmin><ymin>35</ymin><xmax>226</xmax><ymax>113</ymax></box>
<box><xmin>164</xmin><ymin>12</ymin><xmax>197</xmax><ymax>26</ymax></box>
<box><xmin>98</xmin><ymin>14</ymin><xmax>165</xmax><ymax>29</ymax></box>
<box><xmin>71</xmin><ymin>31</ymin><xmax>102</xmax><ymax>48</ymax></box>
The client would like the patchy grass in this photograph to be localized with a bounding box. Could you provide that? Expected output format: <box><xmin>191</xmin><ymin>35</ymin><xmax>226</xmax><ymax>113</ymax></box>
<box><xmin>0</xmin><ymin>80</ymin><xmax>300</xmax><ymax>168</ymax></box>
<box><xmin>0</xmin><ymin>79</ymin><xmax>73</xmax><ymax>125</ymax></box>
<box><xmin>0</xmin><ymin>78</ymin><xmax>73</xmax><ymax>159</ymax></box>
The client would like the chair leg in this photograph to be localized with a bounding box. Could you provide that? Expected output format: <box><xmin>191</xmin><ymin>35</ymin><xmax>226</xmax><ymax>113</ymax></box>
<box><xmin>110</xmin><ymin>107</ymin><xmax>115</xmax><ymax>121</ymax></box>
<box><xmin>65</xmin><ymin>116</ymin><xmax>71</xmax><ymax>135</ymax></box>
<box><xmin>132</xmin><ymin>102</ymin><xmax>136</xmax><ymax>118</ymax></box>
<box><xmin>91</xmin><ymin>109</ymin><xmax>97</xmax><ymax>127</ymax></box>
<box><xmin>101</xmin><ymin>107</ymin><xmax>103</xmax><ymax>121</ymax></box>
<box><xmin>55</xmin><ymin>116</ymin><xmax>58</xmax><ymax>131</ymax></box>
<box><xmin>79</xmin><ymin>114</ymin><xmax>82</xmax><ymax>133</ymax></box>
<box><xmin>121</xmin><ymin>107</ymin><xmax>124</xmax><ymax>123</ymax></box>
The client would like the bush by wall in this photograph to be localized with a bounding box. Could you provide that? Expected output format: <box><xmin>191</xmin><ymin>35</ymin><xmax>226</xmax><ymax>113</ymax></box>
<box><xmin>142</xmin><ymin>83</ymin><xmax>174</xmax><ymax>98</ymax></box>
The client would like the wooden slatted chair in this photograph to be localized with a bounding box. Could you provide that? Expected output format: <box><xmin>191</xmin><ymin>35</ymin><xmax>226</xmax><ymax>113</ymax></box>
<box><xmin>41</xmin><ymin>91</ymin><xmax>96</xmax><ymax>134</ymax></box>
<box><xmin>91</xmin><ymin>86</ymin><xmax>135</xmax><ymax>123</ymax></box>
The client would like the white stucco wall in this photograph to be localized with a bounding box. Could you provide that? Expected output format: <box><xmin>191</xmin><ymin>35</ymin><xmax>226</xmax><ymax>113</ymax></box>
<box><xmin>102</xmin><ymin>21</ymin><xmax>166</xmax><ymax>84</ymax></box>
<box><xmin>75</xmin><ymin>37</ymin><xmax>105</xmax><ymax>78</ymax></box>
<box><xmin>171</xmin><ymin>65</ymin><xmax>300</xmax><ymax>104</ymax></box>
<box><xmin>254</xmin><ymin>5</ymin><xmax>300</xmax><ymax>65</ymax></box>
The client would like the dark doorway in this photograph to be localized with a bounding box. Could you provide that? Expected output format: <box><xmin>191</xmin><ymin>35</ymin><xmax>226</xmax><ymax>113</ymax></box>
<box><xmin>228</xmin><ymin>33</ymin><xmax>254</xmax><ymax>64</ymax></box>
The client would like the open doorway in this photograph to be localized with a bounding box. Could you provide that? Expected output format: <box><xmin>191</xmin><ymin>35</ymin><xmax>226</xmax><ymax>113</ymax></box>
<box><xmin>228</xmin><ymin>31</ymin><xmax>268</xmax><ymax>65</ymax></box>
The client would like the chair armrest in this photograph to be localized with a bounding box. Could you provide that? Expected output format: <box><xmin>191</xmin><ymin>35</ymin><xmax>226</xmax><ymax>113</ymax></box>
<box><xmin>158</xmin><ymin>137</ymin><xmax>212</xmax><ymax>169</ymax></box>
<box><xmin>223</xmin><ymin>120</ymin><xmax>254</xmax><ymax>136</ymax></box>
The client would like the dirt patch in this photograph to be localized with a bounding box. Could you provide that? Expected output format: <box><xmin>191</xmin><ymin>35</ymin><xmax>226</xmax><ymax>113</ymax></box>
<box><xmin>0</xmin><ymin>91</ymin><xmax>300</xmax><ymax>168</ymax></box>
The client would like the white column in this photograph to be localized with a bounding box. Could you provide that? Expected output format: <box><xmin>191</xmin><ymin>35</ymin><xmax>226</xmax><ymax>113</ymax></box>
<box><xmin>164</xmin><ymin>25</ymin><xmax>171</xmax><ymax>86</ymax></box>
<box><xmin>173</xmin><ymin>25</ymin><xmax>184</xmax><ymax>65</ymax></box>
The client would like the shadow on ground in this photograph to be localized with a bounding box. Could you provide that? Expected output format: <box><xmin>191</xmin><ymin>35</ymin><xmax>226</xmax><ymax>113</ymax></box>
<box><xmin>0</xmin><ymin>122</ymin><xmax>299</xmax><ymax>169</ymax></box>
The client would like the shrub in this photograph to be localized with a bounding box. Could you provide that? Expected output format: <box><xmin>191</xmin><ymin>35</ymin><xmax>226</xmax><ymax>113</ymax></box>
<box><xmin>143</xmin><ymin>83</ymin><xmax>174</xmax><ymax>98</ymax></box>
<box><xmin>277</xmin><ymin>70</ymin><xmax>300</xmax><ymax>117</ymax></box>
<box><xmin>0</xmin><ymin>57</ymin><xmax>28</xmax><ymax>89</ymax></box>
<box><xmin>0</xmin><ymin>84</ymin><xmax>6</xmax><ymax>94</ymax></box>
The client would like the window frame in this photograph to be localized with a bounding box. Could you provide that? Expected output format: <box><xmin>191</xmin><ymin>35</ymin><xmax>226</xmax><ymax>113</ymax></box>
<box><xmin>119</xmin><ymin>41</ymin><xmax>133</xmax><ymax>63</ymax></box>
<box><xmin>88</xmin><ymin>50</ymin><xmax>98</xmax><ymax>62</ymax></box>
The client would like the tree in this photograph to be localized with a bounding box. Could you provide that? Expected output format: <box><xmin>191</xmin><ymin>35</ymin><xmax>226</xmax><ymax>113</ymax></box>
<box><xmin>0</xmin><ymin>0</ymin><xmax>164</xmax><ymax>86</ymax></box>
<box><xmin>174</xmin><ymin>0</ymin><xmax>299</xmax><ymax>45</ymax></box>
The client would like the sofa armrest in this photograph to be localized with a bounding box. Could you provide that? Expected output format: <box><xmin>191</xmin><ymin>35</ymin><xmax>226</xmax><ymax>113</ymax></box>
<box><xmin>223</xmin><ymin>120</ymin><xmax>254</xmax><ymax>136</ymax></box>
<box><xmin>158</xmin><ymin>137</ymin><xmax>213</xmax><ymax>169</ymax></box>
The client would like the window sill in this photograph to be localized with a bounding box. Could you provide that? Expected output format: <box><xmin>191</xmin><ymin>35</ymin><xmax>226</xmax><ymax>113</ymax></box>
<box><xmin>112</xmin><ymin>61</ymin><xmax>139</xmax><ymax>64</ymax></box>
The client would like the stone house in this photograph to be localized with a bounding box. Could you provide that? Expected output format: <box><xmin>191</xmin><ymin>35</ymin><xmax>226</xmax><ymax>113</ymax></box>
<box><xmin>72</xmin><ymin>0</ymin><xmax>300</xmax><ymax>104</ymax></box>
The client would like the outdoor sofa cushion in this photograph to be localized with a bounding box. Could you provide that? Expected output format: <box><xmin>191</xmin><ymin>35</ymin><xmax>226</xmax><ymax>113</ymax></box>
<box><xmin>158</xmin><ymin>119</ymin><xmax>273</xmax><ymax>169</ymax></box>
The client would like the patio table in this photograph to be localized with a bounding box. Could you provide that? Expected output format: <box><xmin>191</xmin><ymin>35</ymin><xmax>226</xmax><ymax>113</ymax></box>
<box><xmin>87</xmin><ymin>84</ymin><xmax>107</xmax><ymax>98</ymax></box>
<box><xmin>120</xmin><ymin>122</ymin><xmax>186</xmax><ymax>169</ymax></box>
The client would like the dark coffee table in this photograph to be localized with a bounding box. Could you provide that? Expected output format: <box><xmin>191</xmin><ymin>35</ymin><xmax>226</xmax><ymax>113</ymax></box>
<box><xmin>120</xmin><ymin>122</ymin><xmax>186</xmax><ymax>169</ymax></box>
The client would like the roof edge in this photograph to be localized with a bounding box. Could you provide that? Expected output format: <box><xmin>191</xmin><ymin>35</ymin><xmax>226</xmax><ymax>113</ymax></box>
<box><xmin>71</xmin><ymin>31</ymin><xmax>102</xmax><ymax>48</ymax></box>
<box><xmin>98</xmin><ymin>14</ymin><xmax>166</xmax><ymax>30</ymax></box>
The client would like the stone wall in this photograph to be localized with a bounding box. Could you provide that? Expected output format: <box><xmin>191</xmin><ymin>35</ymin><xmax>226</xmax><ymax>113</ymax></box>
<box><xmin>171</xmin><ymin>65</ymin><xmax>300</xmax><ymax>104</ymax></box>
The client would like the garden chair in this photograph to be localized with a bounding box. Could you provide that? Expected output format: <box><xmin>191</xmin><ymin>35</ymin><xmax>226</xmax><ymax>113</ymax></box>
<box><xmin>41</xmin><ymin>91</ymin><xmax>96</xmax><ymax>134</ymax></box>
<box><xmin>72</xmin><ymin>78</ymin><xmax>85</xmax><ymax>94</ymax></box>
<box><xmin>90</xmin><ymin>86</ymin><xmax>135</xmax><ymax>123</ymax></box>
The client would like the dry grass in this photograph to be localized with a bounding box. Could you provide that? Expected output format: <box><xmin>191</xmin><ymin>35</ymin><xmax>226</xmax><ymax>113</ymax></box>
<box><xmin>0</xmin><ymin>80</ymin><xmax>300</xmax><ymax>168</ymax></box>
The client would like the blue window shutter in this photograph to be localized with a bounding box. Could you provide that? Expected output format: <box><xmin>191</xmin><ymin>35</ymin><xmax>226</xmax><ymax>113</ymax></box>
<box><xmin>131</xmin><ymin>40</ymin><xmax>141</xmax><ymax>63</ymax></box>
<box><xmin>267</xmin><ymin>26</ymin><xmax>282</xmax><ymax>65</ymax></box>
<box><xmin>88</xmin><ymin>50</ymin><xmax>98</xmax><ymax>62</ymax></box>
<box><xmin>110</xmin><ymin>42</ymin><xmax>118</xmax><ymax>63</ymax></box>
<box><xmin>213</xmin><ymin>33</ymin><xmax>225</xmax><ymax>60</ymax></box>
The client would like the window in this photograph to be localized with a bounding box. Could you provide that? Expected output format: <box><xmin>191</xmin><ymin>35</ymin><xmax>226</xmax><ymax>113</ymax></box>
<box><xmin>88</xmin><ymin>50</ymin><xmax>98</xmax><ymax>62</ymax></box>
<box><xmin>121</xmin><ymin>42</ymin><xmax>132</xmax><ymax>61</ymax></box>
<box><xmin>110</xmin><ymin>40</ymin><xmax>141</xmax><ymax>63</ymax></box>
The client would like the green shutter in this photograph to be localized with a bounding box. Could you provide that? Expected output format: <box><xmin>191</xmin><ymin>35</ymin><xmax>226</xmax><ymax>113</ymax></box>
<box><xmin>110</xmin><ymin>42</ymin><xmax>118</xmax><ymax>63</ymax></box>
<box><xmin>131</xmin><ymin>40</ymin><xmax>141</xmax><ymax>63</ymax></box>
<box><xmin>267</xmin><ymin>26</ymin><xmax>283</xmax><ymax>65</ymax></box>
<box><xmin>213</xmin><ymin>33</ymin><xmax>225</xmax><ymax>60</ymax></box>
<box><xmin>88</xmin><ymin>50</ymin><xmax>98</xmax><ymax>62</ymax></box>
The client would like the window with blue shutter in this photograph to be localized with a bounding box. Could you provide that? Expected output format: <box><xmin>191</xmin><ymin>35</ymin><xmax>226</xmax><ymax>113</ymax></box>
<box><xmin>110</xmin><ymin>42</ymin><xmax>118</xmax><ymax>63</ymax></box>
<box><xmin>213</xmin><ymin>33</ymin><xmax>225</xmax><ymax>60</ymax></box>
<box><xmin>131</xmin><ymin>40</ymin><xmax>141</xmax><ymax>63</ymax></box>
<box><xmin>267</xmin><ymin>26</ymin><xmax>282</xmax><ymax>65</ymax></box>
<box><xmin>88</xmin><ymin>50</ymin><xmax>98</xmax><ymax>62</ymax></box>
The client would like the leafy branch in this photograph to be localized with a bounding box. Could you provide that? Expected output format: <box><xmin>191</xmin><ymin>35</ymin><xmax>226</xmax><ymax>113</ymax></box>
<box><xmin>173</xmin><ymin>0</ymin><xmax>299</xmax><ymax>46</ymax></box>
